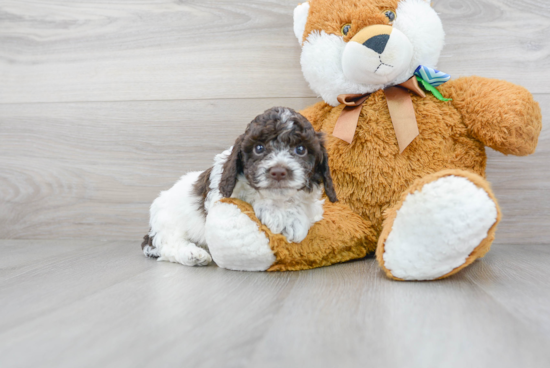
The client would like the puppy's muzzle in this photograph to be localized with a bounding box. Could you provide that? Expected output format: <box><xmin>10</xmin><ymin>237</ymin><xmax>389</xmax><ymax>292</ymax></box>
<box><xmin>269</xmin><ymin>166</ymin><xmax>288</xmax><ymax>182</ymax></box>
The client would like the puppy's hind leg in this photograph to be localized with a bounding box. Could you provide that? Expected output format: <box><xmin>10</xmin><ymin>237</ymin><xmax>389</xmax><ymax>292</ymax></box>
<box><xmin>142</xmin><ymin>234</ymin><xmax>161</xmax><ymax>258</ymax></box>
<box><xmin>147</xmin><ymin>170</ymin><xmax>212</xmax><ymax>267</ymax></box>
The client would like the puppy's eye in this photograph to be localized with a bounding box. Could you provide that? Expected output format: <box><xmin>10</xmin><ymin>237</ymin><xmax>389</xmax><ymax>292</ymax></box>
<box><xmin>341</xmin><ymin>23</ymin><xmax>351</xmax><ymax>36</ymax></box>
<box><xmin>294</xmin><ymin>145</ymin><xmax>307</xmax><ymax>156</ymax></box>
<box><xmin>384</xmin><ymin>10</ymin><xmax>396</xmax><ymax>23</ymax></box>
<box><xmin>254</xmin><ymin>144</ymin><xmax>265</xmax><ymax>154</ymax></box>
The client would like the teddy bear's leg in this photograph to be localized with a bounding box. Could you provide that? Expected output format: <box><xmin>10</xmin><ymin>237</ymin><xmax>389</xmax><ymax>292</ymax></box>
<box><xmin>376</xmin><ymin>170</ymin><xmax>501</xmax><ymax>281</ymax></box>
<box><xmin>205</xmin><ymin>198</ymin><xmax>377</xmax><ymax>272</ymax></box>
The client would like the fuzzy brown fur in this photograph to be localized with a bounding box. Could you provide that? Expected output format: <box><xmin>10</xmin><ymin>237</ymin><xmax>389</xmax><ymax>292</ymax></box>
<box><xmin>302</xmin><ymin>78</ymin><xmax>541</xmax><ymax>238</ymax></box>
<box><xmin>302</xmin><ymin>0</ymin><xmax>401</xmax><ymax>43</ymax></box>
<box><xmin>297</xmin><ymin>77</ymin><xmax>540</xmax><ymax>278</ymax></box>
<box><xmin>219</xmin><ymin>107</ymin><xmax>338</xmax><ymax>202</ymax></box>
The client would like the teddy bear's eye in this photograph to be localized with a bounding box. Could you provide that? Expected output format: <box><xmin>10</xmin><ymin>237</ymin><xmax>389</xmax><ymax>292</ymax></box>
<box><xmin>384</xmin><ymin>10</ymin><xmax>396</xmax><ymax>23</ymax></box>
<box><xmin>341</xmin><ymin>24</ymin><xmax>352</xmax><ymax>36</ymax></box>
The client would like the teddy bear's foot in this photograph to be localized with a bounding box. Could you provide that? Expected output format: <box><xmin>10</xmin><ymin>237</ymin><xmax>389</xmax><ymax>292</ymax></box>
<box><xmin>377</xmin><ymin>170</ymin><xmax>501</xmax><ymax>281</ymax></box>
<box><xmin>204</xmin><ymin>200</ymin><xmax>277</xmax><ymax>271</ymax></box>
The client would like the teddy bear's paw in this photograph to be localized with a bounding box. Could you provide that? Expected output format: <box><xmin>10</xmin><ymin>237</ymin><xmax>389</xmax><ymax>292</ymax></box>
<box><xmin>379</xmin><ymin>173</ymin><xmax>499</xmax><ymax>281</ymax></box>
<box><xmin>205</xmin><ymin>201</ymin><xmax>276</xmax><ymax>271</ymax></box>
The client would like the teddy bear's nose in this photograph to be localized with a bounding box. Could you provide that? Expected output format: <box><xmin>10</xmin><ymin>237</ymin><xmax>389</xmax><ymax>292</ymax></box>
<box><xmin>363</xmin><ymin>34</ymin><xmax>390</xmax><ymax>54</ymax></box>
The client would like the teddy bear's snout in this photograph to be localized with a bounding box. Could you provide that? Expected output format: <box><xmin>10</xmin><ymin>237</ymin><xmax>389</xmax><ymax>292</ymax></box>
<box><xmin>363</xmin><ymin>34</ymin><xmax>390</xmax><ymax>54</ymax></box>
<box><xmin>350</xmin><ymin>24</ymin><xmax>393</xmax><ymax>48</ymax></box>
<box><xmin>341</xmin><ymin>25</ymin><xmax>414</xmax><ymax>85</ymax></box>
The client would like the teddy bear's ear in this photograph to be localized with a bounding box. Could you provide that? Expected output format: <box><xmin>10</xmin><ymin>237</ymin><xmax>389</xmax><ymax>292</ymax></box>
<box><xmin>293</xmin><ymin>2</ymin><xmax>310</xmax><ymax>46</ymax></box>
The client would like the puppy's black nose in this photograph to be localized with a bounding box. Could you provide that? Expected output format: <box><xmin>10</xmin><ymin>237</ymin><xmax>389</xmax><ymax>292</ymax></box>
<box><xmin>269</xmin><ymin>167</ymin><xmax>288</xmax><ymax>181</ymax></box>
<box><xmin>363</xmin><ymin>34</ymin><xmax>390</xmax><ymax>54</ymax></box>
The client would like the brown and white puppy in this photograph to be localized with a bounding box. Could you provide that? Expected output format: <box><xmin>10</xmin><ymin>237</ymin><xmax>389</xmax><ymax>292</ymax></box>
<box><xmin>142</xmin><ymin>107</ymin><xmax>337</xmax><ymax>267</ymax></box>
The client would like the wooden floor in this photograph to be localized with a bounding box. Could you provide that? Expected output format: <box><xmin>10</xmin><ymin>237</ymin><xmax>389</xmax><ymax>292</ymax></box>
<box><xmin>1</xmin><ymin>240</ymin><xmax>549</xmax><ymax>368</ymax></box>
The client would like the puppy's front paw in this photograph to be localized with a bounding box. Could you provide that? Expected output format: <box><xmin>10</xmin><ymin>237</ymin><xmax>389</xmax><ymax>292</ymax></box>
<box><xmin>176</xmin><ymin>246</ymin><xmax>212</xmax><ymax>267</ymax></box>
<box><xmin>282</xmin><ymin>219</ymin><xmax>310</xmax><ymax>243</ymax></box>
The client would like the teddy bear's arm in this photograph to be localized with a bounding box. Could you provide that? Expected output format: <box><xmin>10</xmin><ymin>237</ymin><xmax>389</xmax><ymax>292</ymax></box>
<box><xmin>300</xmin><ymin>101</ymin><xmax>333</xmax><ymax>132</ymax></box>
<box><xmin>439</xmin><ymin>76</ymin><xmax>542</xmax><ymax>156</ymax></box>
<box><xmin>206</xmin><ymin>198</ymin><xmax>378</xmax><ymax>272</ymax></box>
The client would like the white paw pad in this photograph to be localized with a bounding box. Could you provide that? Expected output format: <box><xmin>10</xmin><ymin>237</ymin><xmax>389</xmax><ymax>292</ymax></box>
<box><xmin>383</xmin><ymin>176</ymin><xmax>498</xmax><ymax>281</ymax></box>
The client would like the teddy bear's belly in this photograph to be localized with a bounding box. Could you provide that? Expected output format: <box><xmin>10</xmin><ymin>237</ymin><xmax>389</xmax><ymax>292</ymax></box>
<box><xmin>321</xmin><ymin>94</ymin><xmax>487</xmax><ymax>235</ymax></box>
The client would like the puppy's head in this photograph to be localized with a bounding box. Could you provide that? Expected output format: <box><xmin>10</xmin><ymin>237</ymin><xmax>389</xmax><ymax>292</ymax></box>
<box><xmin>219</xmin><ymin>107</ymin><xmax>337</xmax><ymax>202</ymax></box>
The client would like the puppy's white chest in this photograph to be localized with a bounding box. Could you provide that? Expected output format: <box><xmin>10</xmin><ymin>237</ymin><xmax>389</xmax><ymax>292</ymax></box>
<box><xmin>248</xmin><ymin>190</ymin><xmax>324</xmax><ymax>243</ymax></box>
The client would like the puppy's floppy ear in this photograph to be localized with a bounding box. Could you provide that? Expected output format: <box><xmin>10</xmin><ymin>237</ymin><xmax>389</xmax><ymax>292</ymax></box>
<box><xmin>219</xmin><ymin>135</ymin><xmax>244</xmax><ymax>198</ymax></box>
<box><xmin>316</xmin><ymin>133</ymin><xmax>338</xmax><ymax>203</ymax></box>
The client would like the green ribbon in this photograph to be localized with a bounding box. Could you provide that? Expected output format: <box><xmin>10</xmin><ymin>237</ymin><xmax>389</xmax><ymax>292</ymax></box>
<box><xmin>416</xmin><ymin>76</ymin><xmax>452</xmax><ymax>102</ymax></box>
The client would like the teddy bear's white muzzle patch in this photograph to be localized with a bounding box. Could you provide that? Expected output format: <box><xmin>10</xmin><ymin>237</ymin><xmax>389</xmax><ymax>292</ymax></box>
<box><xmin>342</xmin><ymin>27</ymin><xmax>413</xmax><ymax>85</ymax></box>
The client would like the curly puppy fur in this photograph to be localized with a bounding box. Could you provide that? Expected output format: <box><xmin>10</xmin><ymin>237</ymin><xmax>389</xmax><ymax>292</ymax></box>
<box><xmin>142</xmin><ymin>107</ymin><xmax>337</xmax><ymax>267</ymax></box>
<box><xmin>220</xmin><ymin>106</ymin><xmax>337</xmax><ymax>202</ymax></box>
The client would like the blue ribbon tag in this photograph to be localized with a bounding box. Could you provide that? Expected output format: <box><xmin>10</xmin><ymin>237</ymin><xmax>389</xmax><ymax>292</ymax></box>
<box><xmin>414</xmin><ymin>65</ymin><xmax>451</xmax><ymax>87</ymax></box>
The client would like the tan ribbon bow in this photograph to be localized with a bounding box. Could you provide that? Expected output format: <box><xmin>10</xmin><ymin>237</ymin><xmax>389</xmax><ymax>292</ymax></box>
<box><xmin>333</xmin><ymin>76</ymin><xmax>427</xmax><ymax>153</ymax></box>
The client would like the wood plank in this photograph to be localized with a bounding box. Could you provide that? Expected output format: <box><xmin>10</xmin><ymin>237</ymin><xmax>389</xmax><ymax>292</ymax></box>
<box><xmin>435</xmin><ymin>0</ymin><xmax>550</xmax><ymax>92</ymax></box>
<box><xmin>247</xmin><ymin>254</ymin><xmax>550</xmax><ymax>368</ymax></box>
<box><xmin>0</xmin><ymin>240</ymin><xmax>299</xmax><ymax>368</ymax></box>
<box><xmin>0</xmin><ymin>0</ymin><xmax>310</xmax><ymax>103</ymax></box>
<box><xmin>0</xmin><ymin>240</ymin><xmax>158</xmax><ymax>332</ymax></box>
<box><xmin>466</xmin><ymin>244</ymin><xmax>550</xmax><ymax>338</ymax></box>
<box><xmin>1</xmin><ymin>240</ymin><xmax>549</xmax><ymax>368</ymax></box>
<box><xmin>1</xmin><ymin>0</ymin><xmax>549</xmax><ymax>104</ymax></box>
<box><xmin>0</xmin><ymin>239</ymin><xmax>99</xmax><ymax>282</ymax></box>
<box><xmin>0</xmin><ymin>97</ymin><xmax>319</xmax><ymax>240</ymax></box>
<box><xmin>1</xmin><ymin>95</ymin><xmax>548</xmax><ymax>243</ymax></box>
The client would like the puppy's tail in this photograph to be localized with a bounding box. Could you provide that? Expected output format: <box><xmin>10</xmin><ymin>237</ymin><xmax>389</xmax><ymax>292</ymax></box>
<box><xmin>141</xmin><ymin>233</ymin><xmax>160</xmax><ymax>258</ymax></box>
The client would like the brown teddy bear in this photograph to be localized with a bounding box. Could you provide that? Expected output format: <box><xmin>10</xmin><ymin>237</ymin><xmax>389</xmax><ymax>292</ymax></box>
<box><xmin>204</xmin><ymin>0</ymin><xmax>542</xmax><ymax>280</ymax></box>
